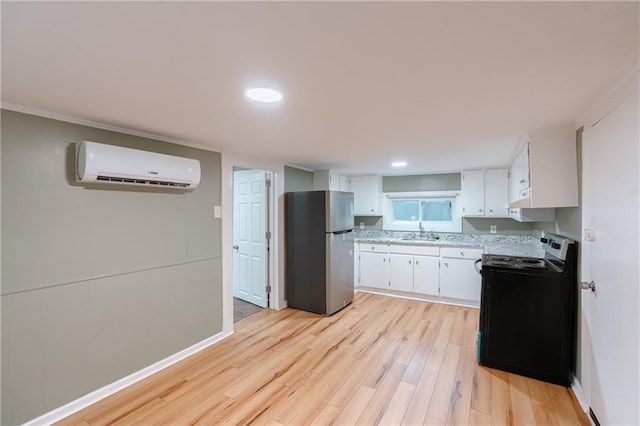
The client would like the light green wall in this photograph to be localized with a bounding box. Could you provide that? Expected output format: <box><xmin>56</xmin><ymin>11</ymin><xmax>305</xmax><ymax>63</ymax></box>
<box><xmin>381</xmin><ymin>173</ymin><xmax>533</xmax><ymax>235</ymax></box>
<box><xmin>383</xmin><ymin>173</ymin><xmax>461</xmax><ymax>192</ymax></box>
<box><xmin>355</xmin><ymin>215</ymin><xmax>383</xmax><ymax>230</ymax></box>
<box><xmin>1</xmin><ymin>110</ymin><xmax>222</xmax><ymax>424</ymax></box>
<box><xmin>284</xmin><ymin>165</ymin><xmax>313</xmax><ymax>192</ymax></box>
<box><xmin>462</xmin><ymin>218</ymin><xmax>533</xmax><ymax>235</ymax></box>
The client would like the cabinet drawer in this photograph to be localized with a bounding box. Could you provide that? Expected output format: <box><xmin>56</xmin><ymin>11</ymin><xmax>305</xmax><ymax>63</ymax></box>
<box><xmin>359</xmin><ymin>243</ymin><xmax>388</xmax><ymax>253</ymax></box>
<box><xmin>440</xmin><ymin>247</ymin><xmax>484</xmax><ymax>259</ymax></box>
<box><xmin>389</xmin><ymin>244</ymin><xmax>439</xmax><ymax>256</ymax></box>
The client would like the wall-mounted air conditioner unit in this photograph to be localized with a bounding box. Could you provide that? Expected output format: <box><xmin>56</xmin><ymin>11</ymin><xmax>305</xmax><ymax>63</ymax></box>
<box><xmin>76</xmin><ymin>141</ymin><xmax>201</xmax><ymax>189</ymax></box>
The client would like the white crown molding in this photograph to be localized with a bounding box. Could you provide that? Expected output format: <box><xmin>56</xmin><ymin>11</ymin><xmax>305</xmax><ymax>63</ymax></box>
<box><xmin>284</xmin><ymin>163</ymin><xmax>314</xmax><ymax>172</ymax></box>
<box><xmin>1</xmin><ymin>103</ymin><xmax>221</xmax><ymax>153</ymax></box>
<box><xmin>576</xmin><ymin>65</ymin><xmax>640</xmax><ymax>130</ymax></box>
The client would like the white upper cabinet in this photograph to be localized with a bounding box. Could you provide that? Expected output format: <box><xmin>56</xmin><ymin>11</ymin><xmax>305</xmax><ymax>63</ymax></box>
<box><xmin>351</xmin><ymin>175</ymin><xmax>383</xmax><ymax>216</ymax></box>
<box><xmin>509</xmin><ymin>126</ymin><xmax>579</xmax><ymax>208</ymax></box>
<box><xmin>461</xmin><ymin>170</ymin><xmax>485</xmax><ymax>216</ymax></box>
<box><xmin>339</xmin><ymin>175</ymin><xmax>351</xmax><ymax>192</ymax></box>
<box><xmin>485</xmin><ymin>169</ymin><xmax>509</xmax><ymax>217</ymax></box>
<box><xmin>461</xmin><ymin>169</ymin><xmax>509</xmax><ymax>218</ymax></box>
<box><xmin>313</xmin><ymin>169</ymin><xmax>351</xmax><ymax>191</ymax></box>
<box><xmin>510</xmin><ymin>142</ymin><xmax>531</xmax><ymax>196</ymax></box>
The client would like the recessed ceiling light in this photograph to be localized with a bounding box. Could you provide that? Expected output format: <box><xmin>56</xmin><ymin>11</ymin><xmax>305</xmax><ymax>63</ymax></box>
<box><xmin>392</xmin><ymin>161</ymin><xmax>407</xmax><ymax>167</ymax></box>
<box><xmin>245</xmin><ymin>87</ymin><xmax>283</xmax><ymax>103</ymax></box>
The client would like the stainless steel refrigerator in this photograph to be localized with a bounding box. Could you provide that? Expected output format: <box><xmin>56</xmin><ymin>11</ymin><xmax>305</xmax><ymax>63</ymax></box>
<box><xmin>285</xmin><ymin>190</ymin><xmax>355</xmax><ymax>315</ymax></box>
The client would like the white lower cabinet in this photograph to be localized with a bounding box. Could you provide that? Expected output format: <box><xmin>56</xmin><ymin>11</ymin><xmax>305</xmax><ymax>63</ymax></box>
<box><xmin>439</xmin><ymin>247</ymin><xmax>484</xmax><ymax>303</ymax></box>
<box><xmin>389</xmin><ymin>245</ymin><xmax>440</xmax><ymax>294</ymax></box>
<box><xmin>389</xmin><ymin>254</ymin><xmax>414</xmax><ymax>292</ymax></box>
<box><xmin>413</xmin><ymin>256</ymin><xmax>440</xmax><ymax>296</ymax></box>
<box><xmin>359</xmin><ymin>251</ymin><xmax>388</xmax><ymax>289</ymax></box>
<box><xmin>357</xmin><ymin>242</ymin><xmax>482</xmax><ymax>305</ymax></box>
<box><xmin>353</xmin><ymin>242</ymin><xmax>360</xmax><ymax>288</ymax></box>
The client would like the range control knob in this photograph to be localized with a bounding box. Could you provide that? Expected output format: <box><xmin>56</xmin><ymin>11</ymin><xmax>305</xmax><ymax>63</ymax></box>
<box><xmin>540</xmin><ymin>237</ymin><xmax>548</xmax><ymax>243</ymax></box>
<box><xmin>552</xmin><ymin>242</ymin><xmax>561</xmax><ymax>249</ymax></box>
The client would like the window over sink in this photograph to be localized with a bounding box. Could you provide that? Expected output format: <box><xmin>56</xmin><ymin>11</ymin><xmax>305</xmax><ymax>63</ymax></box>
<box><xmin>382</xmin><ymin>191</ymin><xmax>462</xmax><ymax>232</ymax></box>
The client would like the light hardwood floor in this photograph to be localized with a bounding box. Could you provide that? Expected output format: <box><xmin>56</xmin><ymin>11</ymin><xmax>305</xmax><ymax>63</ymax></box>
<box><xmin>57</xmin><ymin>292</ymin><xmax>590</xmax><ymax>425</ymax></box>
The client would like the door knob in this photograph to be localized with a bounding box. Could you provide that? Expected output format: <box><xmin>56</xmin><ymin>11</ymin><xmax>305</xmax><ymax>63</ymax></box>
<box><xmin>580</xmin><ymin>281</ymin><xmax>596</xmax><ymax>292</ymax></box>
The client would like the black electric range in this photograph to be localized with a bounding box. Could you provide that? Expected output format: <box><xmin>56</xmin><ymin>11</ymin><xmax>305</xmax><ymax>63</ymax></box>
<box><xmin>477</xmin><ymin>234</ymin><xmax>578</xmax><ymax>386</ymax></box>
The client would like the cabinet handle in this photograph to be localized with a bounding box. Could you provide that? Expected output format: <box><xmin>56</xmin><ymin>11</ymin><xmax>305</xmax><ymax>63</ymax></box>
<box><xmin>383</xmin><ymin>258</ymin><xmax>386</xmax><ymax>263</ymax></box>
<box><xmin>489</xmin><ymin>209</ymin><xmax>494</xmax><ymax>212</ymax></box>
<box><xmin>479</xmin><ymin>209</ymin><xmax>483</xmax><ymax>212</ymax></box>
<box><xmin>445</xmin><ymin>262</ymin><xmax>448</xmax><ymax>267</ymax></box>
<box><xmin>415</xmin><ymin>260</ymin><xmax>419</xmax><ymax>265</ymax></box>
<box><xmin>460</xmin><ymin>251</ymin><xmax>464</xmax><ymax>256</ymax></box>
<box><xmin>409</xmin><ymin>260</ymin><xmax>412</xmax><ymax>265</ymax></box>
<box><xmin>520</xmin><ymin>179</ymin><xmax>525</xmax><ymax>183</ymax></box>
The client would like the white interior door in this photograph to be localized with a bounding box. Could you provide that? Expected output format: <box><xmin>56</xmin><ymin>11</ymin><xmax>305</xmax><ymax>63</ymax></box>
<box><xmin>581</xmin><ymin>89</ymin><xmax>639</xmax><ymax>425</ymax></box>
<box><xmin>233</xmin><ymin>169</ymin><xmax>268</xmax><ymax>308</ymax></box>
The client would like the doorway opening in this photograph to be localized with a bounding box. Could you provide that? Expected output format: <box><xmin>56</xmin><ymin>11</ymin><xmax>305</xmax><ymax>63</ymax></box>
<box><xmin>232</xmin><ymin>167</ymin><xmax>272</xmax><ymax>322</ymax></box>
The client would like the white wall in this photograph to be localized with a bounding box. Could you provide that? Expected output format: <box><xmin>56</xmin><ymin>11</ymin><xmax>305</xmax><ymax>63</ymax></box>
<box><xmin>221</xmin><ymin>152</ymin><xmax>288</xmax><ymax>335</ymax></box>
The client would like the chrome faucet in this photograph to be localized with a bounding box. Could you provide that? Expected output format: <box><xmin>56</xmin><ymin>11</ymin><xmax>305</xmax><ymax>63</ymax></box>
<box><xmin>419</xmin><ymin>221</ymin><xmax>425</xmax><ymax>237</ymax></box>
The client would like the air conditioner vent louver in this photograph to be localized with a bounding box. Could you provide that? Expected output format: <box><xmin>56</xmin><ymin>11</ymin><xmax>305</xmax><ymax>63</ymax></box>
<box><xmin>77</xmin><ymin>141</ymin><xmax>200</xmax><ymax>190</ymax></box>
<box><xmin>96</xmin><ymin>176</ymin><xmax>190</xmax><ymax>188</ymax></box>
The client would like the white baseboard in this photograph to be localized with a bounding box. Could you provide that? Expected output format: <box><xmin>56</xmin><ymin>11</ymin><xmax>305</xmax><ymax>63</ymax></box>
<box><xmin>357</xmin><ymin>287</ymin><xmax>479</xmax><ymax>309</ymax></box>
<box><xmin>571</xmin><ymin>377</ymin><xmax>590</xmax><ymax>413</ymax></box>
<box><xmin>23</xmin><ymin>330</ymin><xmax>233</xmax><ymax>426</ymax></box>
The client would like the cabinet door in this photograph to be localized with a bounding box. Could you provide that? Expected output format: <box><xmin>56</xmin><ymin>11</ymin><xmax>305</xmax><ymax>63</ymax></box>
<box><xmin>485</xmin><ymin>169</ymin><xmax>509</xmax><ymax>217</ymax></box>
<box><xmin>359</xmin><ymin>252</ymin><xmax>388</xmax><ymax>289</ymax></box>
<box><xmin>389</xmin><ymin>254</ymin><xmax>414</xmax><ymax>292</ymax></box>
<box><xmin>354</xmin><ymin>243</ymin><xmax>360</xmax><ymax>287</ymax></box>
<box><xmin>329</xmin><ymin>173</ymin><xmax>341</xmax><ymax>191</ymax></box>
<box><xmin>440</xmin><ymin>258</ymin><xmax>482</xmax><ymax>303</ymax></box>
<box><xmin>339</xmin><ymin>175</ymin><xmax>351</xmax><ymax>192</ymax></box>
<box><xmin>519</xmin><ymin>142</ymin><xmax>530</xmax><ymax>191</ymax></box>
<box><xmin>413</xmin><ymin>256</ymin><xmax>439</xmax><ymax>296</ymax></box>
<box><xmin>461</xmin><ymin>170</ymin><xmax>485</xmax><ymax>216</ymax></box>
<box><xmin>351</xmin><ymin>175</ymin><xmax>382</xmax><ymax>215</ymax></box>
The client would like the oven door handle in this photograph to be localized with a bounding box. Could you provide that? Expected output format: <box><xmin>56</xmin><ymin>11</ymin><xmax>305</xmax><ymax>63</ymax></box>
<box><xmin>474</xmin><ymin>258</ymin><xmax>482</xmax><ymax>274</ymax></box>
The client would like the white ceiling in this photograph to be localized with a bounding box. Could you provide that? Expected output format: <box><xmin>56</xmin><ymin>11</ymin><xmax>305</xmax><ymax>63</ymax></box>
<box><xmin>2</xmin><ymin>1</ymin><xmax>638</xmax><ymax>175</ymax></box>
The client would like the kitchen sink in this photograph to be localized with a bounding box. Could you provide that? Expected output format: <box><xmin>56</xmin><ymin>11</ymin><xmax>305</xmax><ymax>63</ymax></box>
<box><xmin>402</xmin><ymin>236</ymin><xmax>440</xmax><ymax>241</ymax></box>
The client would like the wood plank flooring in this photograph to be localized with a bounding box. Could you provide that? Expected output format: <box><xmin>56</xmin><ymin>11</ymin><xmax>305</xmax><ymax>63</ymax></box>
<box><xmin>57</xmin><ymin>293</ymin><xmax>590</xmax><ymax>425</ymax></box>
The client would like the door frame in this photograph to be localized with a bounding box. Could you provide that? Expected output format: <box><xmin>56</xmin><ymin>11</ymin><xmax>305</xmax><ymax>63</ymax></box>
<box><xmin>232</xmin><ymin>168</ymin><xmax>271</xmax><ymax>308</ymax></box>
<box><xmin>221</xmin><ymin>153</ymin><xmax>283</xmax><ymax>335</ymax></box>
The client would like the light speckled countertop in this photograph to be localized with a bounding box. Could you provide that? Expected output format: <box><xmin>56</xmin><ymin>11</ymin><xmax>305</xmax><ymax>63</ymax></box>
<box><xmin>354</xmin><ymin>230</ymin><xmax>544</xmax><ymax>258</ymax></box>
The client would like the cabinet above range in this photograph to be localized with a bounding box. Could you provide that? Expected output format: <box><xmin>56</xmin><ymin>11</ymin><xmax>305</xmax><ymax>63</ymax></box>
<box><xmin>509</xmin><ymin>126</ymin><xmax>579</xmax><ymax>209</ymax></box>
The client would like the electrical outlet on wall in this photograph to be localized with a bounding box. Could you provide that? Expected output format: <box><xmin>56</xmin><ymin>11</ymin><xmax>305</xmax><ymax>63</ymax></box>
<box><xmin>360</xmin><ymin>222</ymin><xmax>365</xmax><ymax>229</ymax></box>
<box><xmin>490</xmin><ymin>225</ymin><xmax>497</xmax><ymax>234</ymax></box>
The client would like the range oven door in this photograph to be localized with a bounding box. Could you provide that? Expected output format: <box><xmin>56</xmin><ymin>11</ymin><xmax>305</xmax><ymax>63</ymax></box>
<box><xmin>474</xmin><ymin>258</ymin><xmax>482</xmax><ymax>274</ymax></box>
